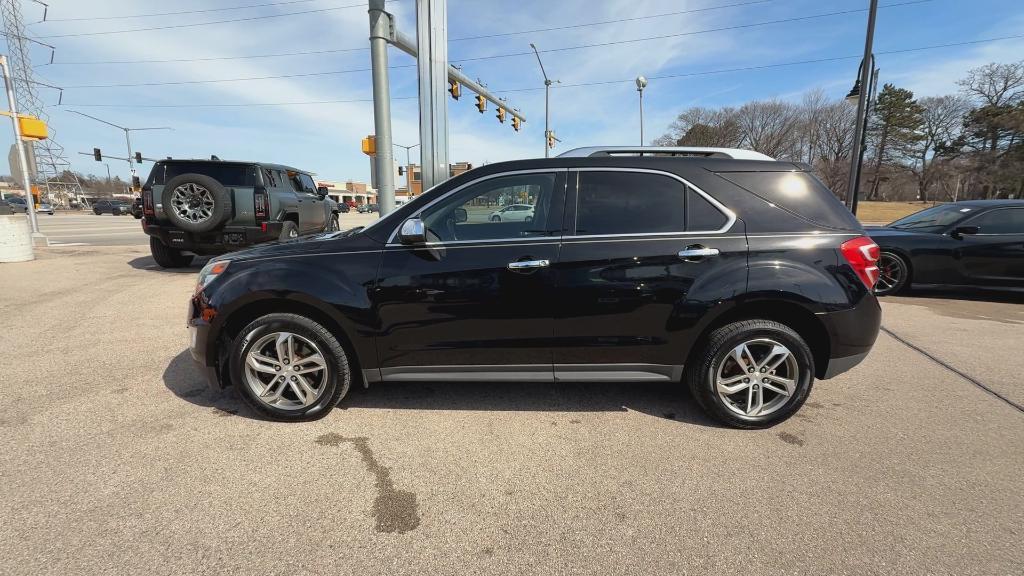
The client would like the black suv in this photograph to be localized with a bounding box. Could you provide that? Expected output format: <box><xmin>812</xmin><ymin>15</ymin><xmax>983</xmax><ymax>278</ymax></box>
<box><xmin>141</xmin><ymin>159</ymin><xmax>340</xmax><ymax>268</ymax></box>
<box><xmin>187</xmin><ymin>147</ymin><xmax>881</xmax><ymax>428</ymax></box>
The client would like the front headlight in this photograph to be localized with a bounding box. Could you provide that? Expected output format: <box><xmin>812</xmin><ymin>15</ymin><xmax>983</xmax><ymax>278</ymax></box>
<box><xmin>196</xmin><ymin>260</ymin><xmax>230</xmax><ymax>294</ymax></box>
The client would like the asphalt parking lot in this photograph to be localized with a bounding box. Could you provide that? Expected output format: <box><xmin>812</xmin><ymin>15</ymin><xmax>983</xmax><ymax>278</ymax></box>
<box><xmin>1</xmin><ymin>245</ymin><xmax>1022</xmax><ymax>575</ymax></box>
<box><xmin>32</xmin><ymin>210</ymin><xmax>380</xmax><ymax>246</ymax></box>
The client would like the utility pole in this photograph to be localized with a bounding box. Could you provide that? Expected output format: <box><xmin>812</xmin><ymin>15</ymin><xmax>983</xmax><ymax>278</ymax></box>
<box><xmin>1</xmin><ymin>54</ymin><xmax>43</xmax><ymax>244</ymax></box>
<box><xmin>845</xmin><ymin>0</ymin><xmax>878</xmax><ymax>215</ymax></box>
<box><xmin>67</xmin><ymin>110</ymin><xmax>170</xmax><ymax>186</ymax></box>
<box><xmin>636</xmin><ymin>76</ymin><xmax>647</xmax><ymax>146</ymax></box>
<box><xmin>393</xmin><ymin>142</ymin><xmax>419</xmax><ymax>193</ymax></box>
<box><xmin>367</xmin><ymin>0</ymin><xmax>525</xmax><ymax>214</ymax></box>
<box><xmin>530</xmin><ymin>43</ymin><xmax>558</xmax><ymax>158</ymax></box>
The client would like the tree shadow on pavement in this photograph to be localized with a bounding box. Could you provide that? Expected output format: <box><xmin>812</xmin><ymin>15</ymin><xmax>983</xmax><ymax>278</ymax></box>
<box><xmin>162</xmin><ymin>349</ymin><xmax>723</xmax><ymax>427</ymax></box>
<box><xmin>128</xmin><ymin>255</ymin><xmax>210</xmax><ymax>273</ymax></box>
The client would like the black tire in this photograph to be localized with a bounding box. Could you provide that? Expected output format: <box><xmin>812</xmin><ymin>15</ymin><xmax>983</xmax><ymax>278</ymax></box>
<box><xmin>490</xmin><ymin>215</ymin><xmax>501</xmax><ymax>222</ymax></box>
<box><xmin>685</xmin><ymin>319</ymin><xmax>814</xmax><ymax>429</ymax></box>
<box><xmin>149</xmin><ymin>236</ymin><xmax>194</xmax><ymax>268</ymax></box>
<box><xmin>875</xmin><ymin>251</ymin><xmax>910</xmax><ymax>296</ymax></box>
<box><xmin>161</xmin><ymin>173</ymin><xmax>233</xmax><ymax>233</ymax></box>
<box><xmin>93</xmin><ymin>209</ymin><xmax>101</xmax><ymax>215</ymax></box>
<box><xmin>327</xmin><ymin>214</ymin><xmax>340</xmax><ymax>232</ymax></box>
<box><xmin>279</xmin><ymin>220</ymin><xmax>299</xmax><ymax>240</ymax></box>
<box><xmin>229</xmin><ymin>313</ymin><xmax>351</xmax><ymax>421</ymax></box>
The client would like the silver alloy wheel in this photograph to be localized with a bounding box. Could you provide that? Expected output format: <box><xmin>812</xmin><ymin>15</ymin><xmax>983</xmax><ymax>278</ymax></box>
<box><xmin>716</xmin><ymin>338</ymin><xmax>799</xmax><ymax>417</ymax></box>
<box><xmin>243</xmin><ymin>331</ymin><xmax>328</xmax><ymax>410</ymax></box>
<box><xmin>289</xmin><ymin>228</ymin><xmax>299</xmax><ymax>238</ymax></box>
<box><xmin>876</xmin><ymin>253</ymin><xmax>904</xmax><ymax>295</ymax></box>
<box><xmin>169</xmin><ymin>183</ymin><xmax>215</xmax><ymax>224</ymax></box>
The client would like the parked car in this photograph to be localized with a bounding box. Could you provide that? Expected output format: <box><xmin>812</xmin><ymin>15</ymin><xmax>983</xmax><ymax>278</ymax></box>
<box><xmin>867</xmin><ymin>200</ymin><xmax>1024</xmax><ymax>295</ymax></box>
<box><xmin>93</xmin><ymin>199</ymin><xmax>132</xmax><ymax>215</ymax></box>
<box><xmin>489</xmin><ymin>203</ymin><xmax>535</xmax><ymax>222</ymax></box>
<box><xmin>140</xmin><ymin>159</ymin><xmax>341</xmax><ymax>268</ymax></box>
<box><xmin>186</xmin><ymin>146</ymin><xmax>882</xmax><ymax>429</ymax></box>
<box><xmin>0</xmin><ymin>199</ymin><xmax>13</xmax><ymax>215</ymax></box>
<box><xmin>338</xmin><ymin>202</ymin><xmax>350</xmax><ymax>214</ymax></box>
<box><xmin>130</xmin><ymin>197</ymin><xmax>144</xmax><ymax>219</ymax></box>
<box><xmin>357</xmin><ymin>203</ymin><xmax>379</xmax><ymax>213</ymax></box>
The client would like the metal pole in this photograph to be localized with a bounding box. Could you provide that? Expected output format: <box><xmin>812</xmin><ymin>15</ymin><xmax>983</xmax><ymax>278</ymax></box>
<box><xmin>846</xmin><ymin>0</ymin><xmax>878</xmax><ymax>214</ymax></box>
<box><xmin>639</xmin><ymin>90</ymin><xmax>644</xmax><ymax>146</ymax></box>
<box><xmin>368</xmin><ymin>0</ymin><xmax>396</xmax><ymax>216</ymax></box>
<box><xmin>124</xmin><ymin>128</ymin><xmax>134</xmax><ymax>179</ymax></box>
<box><xmin>416</xmin><ymin>0</ymin><xmax>449</xmax><ymax>190</ymax></box>
<box><xmin>105</xmin><ymin>162</ymin><xmax>111</xmax><ymax>182</ymax></box>
<box><xmin>530</xmin><ymin>44</ymin><xmax>554</xmax><ymax>159</ymax></box>
<box><xmin>1</xmin><ymin>55</ymin><xmax>43</xmax><ymax>242</ymax></box>
<box><xmin>850</xmin><ymin>63</ymin><xmax>877</xmax><ymax>216</ymax></box>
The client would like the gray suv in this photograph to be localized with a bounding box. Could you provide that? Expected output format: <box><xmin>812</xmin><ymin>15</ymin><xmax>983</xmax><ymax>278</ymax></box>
<box><xmin>141</xmin><ymin>159</ymin><xmax>340</xmax><ymax>268</ymax></box>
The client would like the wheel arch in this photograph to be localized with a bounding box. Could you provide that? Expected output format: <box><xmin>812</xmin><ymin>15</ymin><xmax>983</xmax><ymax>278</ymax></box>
<box><xmin>686</xmin><ymin>298</ymin><xmax>831</xmax><ymax>379</ymax></box>
<box><xmin>215</xmin><ymin>297</ymin><xmax>364</xmax><ymax>387</ymax></box>
<box><xmin>879</xmin><ymin>247</ymin><xmax>914</xmax><ymax>285</ymax></box>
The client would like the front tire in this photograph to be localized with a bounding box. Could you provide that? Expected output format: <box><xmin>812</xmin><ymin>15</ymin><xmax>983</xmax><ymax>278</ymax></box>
<box><xmin>875</xmin><ymin>251</ymin><xmax>909</xmax><ymax>296</ymax></box>
<box><xmin>490</xmin><ymin>215</ymin><xmax>501</xmax><ymax>222</ymax></box>
<box><xmin>229</xmin><ymin>313</ymin><xmax>351</xmax><ymax>421</ymax></box>
<box><xmin>685</xmin><ymin>320</ymin><xmax>814</xmax><ymax>429</ymax></box>
<box><xmin>149</xmin><ymin>236</ymin><xmax>194</xmax><ymax>268</ymax></box>
<box><xmin>327</xmin><ymin>214</ymin><xmax>340</xmax><ymax>232</ymax></box>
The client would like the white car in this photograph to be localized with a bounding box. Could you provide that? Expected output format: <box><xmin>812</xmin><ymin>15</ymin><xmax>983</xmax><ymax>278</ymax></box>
<box><xmin>488</xmin><ymin>204</ymin><xmax>534</xmax><ymax>222</ymax></box>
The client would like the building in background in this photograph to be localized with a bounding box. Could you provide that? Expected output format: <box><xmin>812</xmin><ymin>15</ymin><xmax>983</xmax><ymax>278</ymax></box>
<box><xmin>398</xmin><ymin>162</ymin><xmax>473</xmax><ymax>196</ymax></box>
<box><xmin>316</xmin><ymin>180</ymin><xmax>378</xmax><ymax>207</ymax></box>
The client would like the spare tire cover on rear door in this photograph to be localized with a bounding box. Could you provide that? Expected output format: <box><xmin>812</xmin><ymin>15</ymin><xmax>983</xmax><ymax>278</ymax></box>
<box><xmin>161</xmin><ymin>173</ymin><xmax>233</xmax><ymax>233</ymax></box>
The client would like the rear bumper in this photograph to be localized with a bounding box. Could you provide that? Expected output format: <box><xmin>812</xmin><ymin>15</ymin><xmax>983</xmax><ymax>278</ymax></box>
<box><xmin>817</xmin><ymin>294</ymin><xmax>881</xmax><ymax>379</ymax></box>
<box><xmin>144</xmin><ymin>220</ymin><xmax>282</xmax><ymax>253</ymax></box>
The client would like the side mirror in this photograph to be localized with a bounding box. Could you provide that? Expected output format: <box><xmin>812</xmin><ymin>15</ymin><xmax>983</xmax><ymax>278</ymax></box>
<box><xmin>399</xmin><ymin>218</ymin><xmax>426</xmax><ymax>245</ymax></box>
<box><xmin>453</xmin><ymin>208</ymin><xmax>467</xmax><ymax>223</ymax></box>
<box><xmin>316</xmin><ymin>186</ymin><xmax>329</xmax><ymax>198</ymax></box>
<box><xmin>952</xmin><ymin>225</ymin><xmax>979</xmax><ymax>238</ymax></box>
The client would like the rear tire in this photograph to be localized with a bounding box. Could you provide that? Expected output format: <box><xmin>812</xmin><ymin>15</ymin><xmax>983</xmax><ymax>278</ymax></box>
<box><xmin>229</xmin><ymin>313</ymin><xmax>350</xmax><ymax>421</ymax></box>
<box><xmin>279</xmin><ymin>220</ymin><xmax>299</xmax><ymax>240</ymax></box>
<box><xmin>149</xmin><ymin>236</ymin><xmax>194</xmax><ymax>268</ymax></box>
<box><xmin>685</xmin><ymin>319</ymin><xmax>814</xmax><ymax>429</ymax></box>
<box><xmin>490</xmin><ymin>215</ymin><xmax>501</xmax><ymax>222</ymax></box>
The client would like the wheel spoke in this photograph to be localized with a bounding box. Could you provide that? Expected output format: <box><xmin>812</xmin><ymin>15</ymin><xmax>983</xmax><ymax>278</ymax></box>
<box><xmin>717</xmin><ymin>374</ymin><xmax>752</xmax><ymax>395</ymax></box>
<box><xmin>746</xmin><ymin>384</ymin><xmax>764</xmax><ymax>416</ymax></box>
<box><xmin>246</xmin><ymin>353</ymin><xmax>278</xmax><ymax>374</ymax></box>
<box><xmin>291</xmin><ymin>375</ymin><xmax>317</xmax><ymax>406</ymax></box>
<box><xmin>731</xmin><ymin>344</ymin><xmax>755</xmax><ymax>373</ymax></box>
<box><xmin>261</xmin><ymin>378</ymin><xmax>286</xmax><ymax>402</ymax></box>
<box><xmin>766</xmin><ymin>374</ymin><xmax>796</xmax><ymax>395</ymax></box>
<box><xmin>760</xmin><ymin>345</ymin><xmax>790</xmax><ymax>373</ymax></box>
<box><xmin>294</xmin><ymin>353</ymin><xmax>326</xmax><ymax>374</ymax></box>
<box><xmin>275</xmin><ymin>333</ymin><xmax>290</xmax><ymax>363</ymax></box>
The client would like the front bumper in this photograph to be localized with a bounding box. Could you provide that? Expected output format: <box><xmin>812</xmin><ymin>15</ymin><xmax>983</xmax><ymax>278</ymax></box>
<box><xmin>187</xmin><ymin>297</ymin><xmax>223</xmax><ymax>389</ymax></box>
<box><xmin>144</xmin><ymin>220</ymin><xmax>283</xmax><ymax>253</ymax></box>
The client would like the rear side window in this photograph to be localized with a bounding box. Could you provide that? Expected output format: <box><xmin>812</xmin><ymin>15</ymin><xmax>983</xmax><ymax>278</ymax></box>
<box><xmin>719</xmin><ymin>171</ymin><xmax>860</xmax><ymax>230</ymax></box>
<box><xmin>688</xmin><ymin>189</ymin><xmax>728</xmax><ymax>231</ymax></box>
<box><xmin>576</xmin><ymin>171</ymin><xmax>686</xmax><ymax>235</ymax></box>
<box><xmin>146</xmin><ymin>162</ymin><xmax>258</xmax><ymax>187</ymax></box>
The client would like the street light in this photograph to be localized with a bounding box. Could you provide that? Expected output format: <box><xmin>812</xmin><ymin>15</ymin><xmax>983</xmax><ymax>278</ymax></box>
<box><xmin>67</xmin><ymin>110</ymin><xmax>171</xmax><ymax>183</ymax></box>
<box><xmin>845</xmin><ymin>0</ymin><xmax>878</xmax><ymax>216</ymax></box>
<box><xmin>393</xmin><ymin>142</ymin><xmax>419</xmax><ymax>194</ymax></box>
<box><xmin>636</xmin><ymin>75</ymin><xmax>648</xmax><ymax>146</ymax></box>
<box><xmin>530</xmin><ymin>43</ymin><xmax>559</xmax><ymax>158</ymax></box>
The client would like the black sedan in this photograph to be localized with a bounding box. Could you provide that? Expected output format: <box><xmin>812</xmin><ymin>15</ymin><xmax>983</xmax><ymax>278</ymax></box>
<box><xmin>92</xmin><ymin>199</ymin><xmax>132</xmax><ymax>215</ymax></box>
<box><xmin>867</xmin><ymin>200</ymin><xmax>1024</xmax><ymax>295</ymax></box>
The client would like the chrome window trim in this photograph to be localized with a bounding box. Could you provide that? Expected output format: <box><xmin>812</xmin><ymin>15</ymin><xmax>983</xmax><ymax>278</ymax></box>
<box><xmin>385</xmin><ymin>168</ymin><xmax>568</xmax><ymax>246</ymax></box>
<box><xmin>570</xmin><ymin>167</ymin><xmax>737</xmax><ymax>239</ymax></box>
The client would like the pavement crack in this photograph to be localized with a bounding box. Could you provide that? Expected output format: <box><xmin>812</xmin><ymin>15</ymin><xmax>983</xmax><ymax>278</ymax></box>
<box><xmin>315</xmin><ymin>433</ymin><xmax>421</xmax><ymax>534</ymax></box>
<box><xmin>880</xmin><ymin>326</ymin><xmax>1024</xmax><ymax>414</ymax></box>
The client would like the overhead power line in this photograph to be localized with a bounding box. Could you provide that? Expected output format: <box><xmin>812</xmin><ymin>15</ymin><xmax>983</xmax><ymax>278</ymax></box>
<box><xmin>37</xmin><ymin>0</ymin><xmax>323</xmax><ymax>22</ymax></box>
<box><xmin>45</xmin><ymin>0</ymin><xmax>775</xmax><ymax>66</ymax></box>
<box><xmin>35</xmin><ymin>0</ymin><xmax>381</xmax><ymax>38</ymax></box>
<box><xmin>56</xmin><ymin>33</ymin><xmax>1024</xmax><ymax>108</ymax></box>
<box><xmin>55</xmin><ymin>0</ymin><xmax>932</xmax><ymax>88</ymax></box>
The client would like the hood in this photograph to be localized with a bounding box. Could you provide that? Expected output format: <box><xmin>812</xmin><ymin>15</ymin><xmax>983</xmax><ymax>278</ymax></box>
<box><xmin>221</xmin><ymin>229</ymin><xmax>381</xmax><ymax>262</ymax></box>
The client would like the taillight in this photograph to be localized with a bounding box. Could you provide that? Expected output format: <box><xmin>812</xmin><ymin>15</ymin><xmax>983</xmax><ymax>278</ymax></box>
<box><xmin>840</xmin><ymin>236</ymin><xmax>880</xmax><ymax>289</ymax></box>
<box><xmin>254</xmin><ymin>189</ymin><xmax>268</xmax><ymax>222</ymax></box>
<box><xmin>143</xmin><ymin>190</ymin><xmax>154</xmax><ymax>216</ymax></box>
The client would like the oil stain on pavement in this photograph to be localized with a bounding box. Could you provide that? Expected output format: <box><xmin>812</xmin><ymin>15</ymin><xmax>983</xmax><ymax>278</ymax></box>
<box><xmin>315</xmin><ymin>432</ymin><xmax>421</xmax><ymax>534</ymax></box>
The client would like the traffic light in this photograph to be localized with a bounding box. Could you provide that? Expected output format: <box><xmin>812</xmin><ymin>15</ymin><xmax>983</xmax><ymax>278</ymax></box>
<box><xmin>448</xmin><ymin>81</ymin><xmax>461</xmax><ymax>100</ymax></box>
<box><xmin>475</xmin><ymin>95</ymin><xmax>486</xmax><ymax>114</ymax></box>
<box><xmin>131</xmin><ymin>176</ymin><xmax>141</xmax><ymax>190</ymax></box>
<box><xmin>496</xmin><ymin>107</ymin><xmax>506</xmax><ymax>124</ymax></box>
<box><xmin>134</xmin><ymin>152</ymin><xmax>143</xmax><ymax>163</ymax></box>
<box><xmin>547</xmin><ymin>130</ymin><xmax>556</xmax><ymax>149</ymax></box>
<box><xmin>93</xmin><ymin>148</ymin><xmax>102</xmax><ymax>161</ymax></box>
<box><xmin>361</xmin><ymin>135</ymin><xmax>376</xmax><ymax>156</ymax></box>
<box><xmin>511</xmin><ymin>116</ymin><xmax>521</xmax><ymax>132</ymax></box>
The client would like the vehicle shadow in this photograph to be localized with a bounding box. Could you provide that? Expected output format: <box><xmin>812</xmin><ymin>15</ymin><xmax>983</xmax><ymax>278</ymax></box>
<box><xmin>162</xmin><ymin>349</ymin><xmax>723</xmax><ymax>427</ymax></box>
<box><xmin>128</xmin><ymin>254</ymin><xmax>210</xmax><ymax>273</ymax></box>
<box><xmin>898</xmin><ymin>285</ymin><xmax>1023</xmax><ymax>305</ymax></box>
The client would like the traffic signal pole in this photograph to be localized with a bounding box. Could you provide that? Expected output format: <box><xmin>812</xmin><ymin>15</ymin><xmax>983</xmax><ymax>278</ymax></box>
<box><xmin>1</xmin><ymin>54</ymin><xmax>43</xmax><ymax>243</ymax></box>
<box><xmin>367</xmin><ymin>0</ymin><xmax>526</xmax><ymax>215</ymax></box>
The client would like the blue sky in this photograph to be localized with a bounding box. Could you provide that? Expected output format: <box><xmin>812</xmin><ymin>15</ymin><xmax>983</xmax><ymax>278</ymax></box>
<box><xmin>3</xmin><ymin>0</ymin><xmax>1023</xmax><ymax>184</ymax></box>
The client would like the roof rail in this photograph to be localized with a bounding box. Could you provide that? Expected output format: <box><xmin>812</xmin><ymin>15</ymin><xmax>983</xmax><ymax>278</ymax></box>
<box><xmin>557</xmin><ymin>146</ymin><xmax>775</xmax><ymax>161</ymax></box>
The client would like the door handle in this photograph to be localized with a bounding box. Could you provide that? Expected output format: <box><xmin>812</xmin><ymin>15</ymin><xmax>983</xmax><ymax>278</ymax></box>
<box><xmin>507</xmin><ymin>259</ymin><xmax>550</xmax><ymax>271</ymax></box>
<box><xmin>678</xmin><ymin>246</ymin><xmax>720</xmax><ymax>261</ymax></box>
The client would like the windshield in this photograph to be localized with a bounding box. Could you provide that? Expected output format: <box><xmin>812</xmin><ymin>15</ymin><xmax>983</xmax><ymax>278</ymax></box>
<box><xmin>888</xmin><ymin>204</ymin><xmax>973</xmax><ymax>232</ymax></box>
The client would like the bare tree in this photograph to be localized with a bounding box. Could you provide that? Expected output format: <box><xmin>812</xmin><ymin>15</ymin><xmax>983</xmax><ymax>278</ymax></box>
<box><xmin>735</xmin><ymin>99</ymin><xmax>801</xmax><ymax>159</ymax></box>
<box><xmin>957</xmin><ymin>61</ymin><xmax>1024</xmax><ymax>107</ymax></box>
<box><xmin>653</xmin><ymin>107</ymin><xmax>742</xmax><ymax>147</ymax></box>
<box><xmin>811</xmin><ymin>101</ymin><xmax>857</xmax><ymax>197</ymax></box>
<box><xmin>907</xmin><ymin>95</ymin><xmax>969</xmax><ymax>201</ymax></box>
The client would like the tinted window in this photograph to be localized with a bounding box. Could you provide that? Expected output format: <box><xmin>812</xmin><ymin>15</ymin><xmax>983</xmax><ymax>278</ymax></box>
<box><xmin>688</xmin><ymin>189</ymin><xmax>728</xmax><ymax>231</ymax></box>
<box><xmin>888</xmin><ymin>204</ymin><xmax>974</xmax><ymax>232</ymax></box>
<box><xmin>965</xmin><ymin>208</ymin><xmax>1024</xmax><ymax>234</ymax></box>
<box><xmin>298</xmin><ymin>173</ymin><xmax>317</xmax><ymax>193</ymax></box>
<box><xmin>147</xmin><ymin>162</ymin><xmax>257</xmax><ymax>187</ymax></box>
<box><xmin>719</xmin><ymin>171</ymin><xmax>861</xmax><ymax>230</ymax></box>
<box><xmin>576</xmin><ymin>171</ymin><xmax>685</xmax><ymax>235</ymax></box>
<box><xmin>420</xmin><ymin>173</ymin><xmax>557</xmax><ymax>242</ymax></box>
